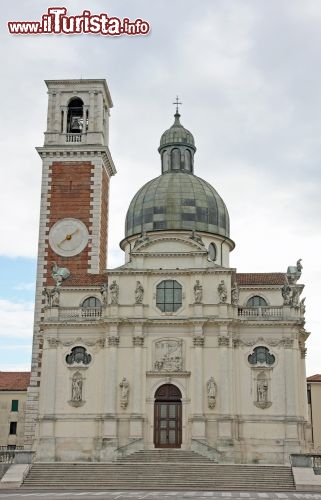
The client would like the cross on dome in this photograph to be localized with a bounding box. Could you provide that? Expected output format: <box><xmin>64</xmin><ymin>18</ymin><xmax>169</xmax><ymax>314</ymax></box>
<box><xmin>173</xmin><ymin>96</ymin><xmax>182</xmax><ymax>114</ymax></box>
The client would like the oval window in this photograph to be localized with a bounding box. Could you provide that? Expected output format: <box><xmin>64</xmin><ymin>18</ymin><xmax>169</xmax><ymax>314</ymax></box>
<box><xmin>208</xmin><ymin>242</ymin><xmax>217</xmax><ymax>261</ymax></box>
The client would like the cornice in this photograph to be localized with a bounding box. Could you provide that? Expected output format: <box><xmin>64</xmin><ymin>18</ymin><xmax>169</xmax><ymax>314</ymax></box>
<box><xmin>105</xmin><ymin>268</ymin><xmax>235</xmax><ymax>276</ymax></box>
<box><xmin>36</xmin><ymin>146</ymin><xmax>116</xmax><ymax>176</ymax></box>
<box><xmin>45</xmin><ymin>79</ymin><xmax>113</xmax><ymax>108</ymax></box>
<box><xmin>146</xmin><ymin>371</ymin><xmax>191</xmax><ymax>378</ymax></box>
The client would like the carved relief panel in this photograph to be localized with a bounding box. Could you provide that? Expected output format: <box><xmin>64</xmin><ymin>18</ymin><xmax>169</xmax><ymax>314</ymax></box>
<box><xmin>153</xmin><ymin>339</ymin><xmax>183</xmax><ymax>372</ymax></box>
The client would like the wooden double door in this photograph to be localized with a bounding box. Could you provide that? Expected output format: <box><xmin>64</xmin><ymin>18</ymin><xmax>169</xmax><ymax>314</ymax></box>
<box><xmin>154</xmin><ymin>384</ymin><xmax>182</xmax><ymax>448</ymax></box>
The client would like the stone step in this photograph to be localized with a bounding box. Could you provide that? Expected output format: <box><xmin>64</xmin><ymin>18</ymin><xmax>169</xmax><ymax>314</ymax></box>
<box><xmin>22</xmin><ymin>462</ymin><xmax>295</xmax><ymax>491</ymax></box>
<box><xmin>118</xmin><ymin>450</ymin><xmax>215</xmax><ymax>462</ymax></box>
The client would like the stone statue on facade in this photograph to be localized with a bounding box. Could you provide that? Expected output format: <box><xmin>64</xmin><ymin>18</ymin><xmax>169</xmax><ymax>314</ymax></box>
<box><xmin>51</xmin><ymin>287</ymin><xmax>60</xmax><ymax>307</ymax></box>
<box><xmin>109</xmin><ymin>280</ymin><xmax>119</xmax><ymax>305</ymax></box>
<box><xmin>218</xmin><ymin>280</ymin><xmax>227</xmax><ymax>303</ymax></box>
<box><xmin>135</xmin><ymin>281</ymin><xmax>144</xmax><ymax>304</ymax></box>
<box><xmin>207</xmin><ymin>377</ymin><xmax>217</xmax><ymax>409</ymax></box>
<box><xmin>134</xmin><ymin>231</ymin><xmax>149</xmax><ymax>248</ymax></box>
<box><xmin>43</xmin><ymin>286</ymin><xmax>60</xmax><ymax>307</ymax></box>
<box><xmin>257</xmin><ymin>379</ymin><xmax>268</xmax><ymax>403</ymax></box>
<box><xmin>231</xmin><ymin>283</ymin><xmax>239</xmax><ymax>305</ymax></box>
<box><xmin>71</xmin><ymin>376</ymin><xmax>82</xmax><ymax>402</ymax></box>
<box><xmin>100</xmin><ymin>283</ymin><xmax>108</xmax><ymax>305</ymax></box>
<box><xmin>291</xmin><ymin>286</ymin><xmax>301</xmax><ymax>308</ymax></box>
<box><xmin>190</xmin><ymin>230</ymin><xmax>204</xmax><ymax>246</ymax></box>
<box><xmin>193</xmin><ymin>280</ymin><xmax>203</xmax><ymax>304</ymax></box>
<box><xmin>281</xmin><ymin>279</ymin><xmax>292</xmax><ymax>305</ymax></box>
<box><xmin>119</xmin><ymin>377</ymin><xmax>129</xmax><ymax>409</ymax></box>
<box><xmin>300</xmin><ymin>297</ymin><xmax>306</xmax><ymax>316</ymax></box>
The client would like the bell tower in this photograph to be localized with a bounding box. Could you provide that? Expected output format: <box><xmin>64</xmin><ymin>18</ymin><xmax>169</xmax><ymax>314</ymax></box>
<box><xmin>24</xmin><ymin>79</ymin><xmax>116</xmax><ymax>447</ymax></box>
<box><xmin>39</xmin><ymin>79</ymin><xmax>116</xmax><ymax>279</ymax></box>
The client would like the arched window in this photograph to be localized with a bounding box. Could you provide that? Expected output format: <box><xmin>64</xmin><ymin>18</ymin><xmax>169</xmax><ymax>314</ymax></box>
<box><xmin>171</xmin><ymin>148</ymin><xmax>180</xmax><ymax>170</ymax></box>
<box><xmin>162</xmin><ymin>150</ymin><xmax>169</xmax><ymax>172</ymax></box>
<box><xmin>81</xmin><ymin>297</ymin><xmax>102</xmax><ymax>318</ymax></box>
<box><xmin>82</xmin><ymin>296</ymin><xmax>101</xmax><ymax>308</ymax></box>
<box><xmin>67</xmin><ymin>97</ymin><xmax>84</xmax><ymax>133</ymax></box>
<box><xmin>184</xmin><ymin>150</ymin><xmax>191</xmax><ymax>171</ymax></box>
<box><xmin>156</xmin><ymin>280</ymin><xmax>182</xmax><ymax>312</ymax></box>
<box><xmin>248</xmin><ymin>346</ymin><xmax>275</xmax><ymax>365</ymax></box>
<box><xmin>246</xmin><ymin>295</ymin><xmax>267</xmax><ymax>307</ymax></box>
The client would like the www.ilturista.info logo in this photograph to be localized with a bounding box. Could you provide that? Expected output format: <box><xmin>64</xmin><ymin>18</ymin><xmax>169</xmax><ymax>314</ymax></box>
<box><xmin>8</xmin><ymin>7</ymin><xmax>150</xmax><ymax>36</ymax></box>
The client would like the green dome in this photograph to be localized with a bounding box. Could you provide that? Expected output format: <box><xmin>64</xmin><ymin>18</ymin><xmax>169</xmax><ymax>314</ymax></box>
<box><xmin>159</xmin><ymin>112</ymin><xmax>196</xmax><ymax>150</ymax></box>
<box><xmin>125</xmin><ymin>172</ymin><xmax>230</xmax><ymax>238</ymax></box>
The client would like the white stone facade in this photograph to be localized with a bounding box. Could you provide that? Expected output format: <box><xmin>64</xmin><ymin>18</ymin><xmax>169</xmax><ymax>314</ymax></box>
<box><xmin>35</xmin><ymin>230</ymin><xmax>310</xmax><ymax>464</ymax></box>
<box><xmin>29</xmin><ymin>79</ymin><xmax>311</xmax><ymax>465</ymax></box>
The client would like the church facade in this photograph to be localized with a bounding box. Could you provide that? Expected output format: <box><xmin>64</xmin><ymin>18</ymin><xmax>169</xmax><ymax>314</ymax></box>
<box><xmin>25</xmin><ymin>79</ymin><xmax>311</xmax><ymax>464</ymax></box>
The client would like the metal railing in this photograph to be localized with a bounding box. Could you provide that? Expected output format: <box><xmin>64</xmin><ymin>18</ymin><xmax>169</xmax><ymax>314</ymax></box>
<box><xmin>115</xmin><ymin>438</ymin><xmax>144</xmax><ymax>459</ymax></box>
<box><xmin>191</xmin><ymin>438</ymin><xmax>221</xmax><ymax>462</ymax></box>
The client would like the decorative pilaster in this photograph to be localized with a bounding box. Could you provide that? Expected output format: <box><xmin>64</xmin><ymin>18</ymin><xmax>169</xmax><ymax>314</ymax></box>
<box><xmin>103</xmin><ymin>325</ymin><xmax>119</xmax><ymax>438</ymax></box>
<box><xmin>191</xmin><ymin>324</ymin><xmax>205</xmax><ymax>439</ymax></box>
<box><xmin>217</xmin><ymin>328</ymin><xmax>233</xmax><ymax>443</ymax></box>
<box><xmin>130</xmin><ymin>325</ymin><xmax>144</xmax><ymax>438</ymax></box>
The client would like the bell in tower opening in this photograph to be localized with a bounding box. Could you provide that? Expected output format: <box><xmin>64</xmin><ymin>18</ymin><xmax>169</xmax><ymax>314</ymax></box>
<box><xmin>66</xmin><ymin>97</ymin><xmax>87</xmax><ymax>133</ymax></box>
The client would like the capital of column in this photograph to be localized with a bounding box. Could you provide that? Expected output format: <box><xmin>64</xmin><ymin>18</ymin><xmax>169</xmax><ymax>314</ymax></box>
<box><xmin>193</xmin><ymin>336</ymin><xmax>204</xmax><ymax>347</ymax></box>
<box><xmin>133</xmin><ymin>335</ymin><xmax>144</xmax><ymax>347</ymax></box>
<box><xmin>218</xmin><ymin>335</ymin><xmax>230</xmax><ymax>347</ymax></box>
<box><xmin>108</xmin><ymin>335</ymin><xmax>119</xmax><ymax>346</ymax></box>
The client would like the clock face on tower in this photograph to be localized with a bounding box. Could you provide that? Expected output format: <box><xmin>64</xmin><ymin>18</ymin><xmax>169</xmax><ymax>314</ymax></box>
<box><xmin>48</xmin><ymin>218</ymin><xmax>89</xmax><ymax>257</ymax></box>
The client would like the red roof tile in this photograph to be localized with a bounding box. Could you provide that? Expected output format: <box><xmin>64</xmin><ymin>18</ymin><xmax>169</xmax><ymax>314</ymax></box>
<box><xmin>236</xmin><ymin>273</ymin><xmax>285</xmax><ymax>286</ymax></box>
<box><xmin>0</xmin><ymin>372</ymin><xmax>30</xmax><ymax>391</ymax></box>
<box><xmin>307</xmin><ymin>374</ymin><xmax>321</xmax><ymax>382</ymax></box>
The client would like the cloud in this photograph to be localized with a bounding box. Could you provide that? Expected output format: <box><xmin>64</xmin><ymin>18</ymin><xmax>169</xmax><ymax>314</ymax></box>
<box><xmin>13</xmin><ymin>282</ymin><xmax>35</xmax><ymax>292</ymax></box>
<box><xmin>0</xmin><ymin>299</ymin><xmax>34</xmax><ymax>339</ymax></box>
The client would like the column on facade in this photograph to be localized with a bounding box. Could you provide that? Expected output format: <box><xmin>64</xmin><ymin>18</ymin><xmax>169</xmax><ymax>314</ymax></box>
<box><xmin>298</xmin><ymin>330</ymin><xmax>309</xmax><ymax>421</ymax></box>
<box><xmin>284</xmin><ymin>339</ymin><xmax>298</xmax><ymax>417</ymax></box>
<box><xmin>130</xmin><ymin>323</ymin><xmax>144</xmax><ymax>439</ymax></box>
<box><xmin>283</xmin><ymin>338</ymin><xmax>301</xmax><ymax>453</ymax></box>
<box><xmin>103</xmin><ymin>323</ymin><xmax>119</xmax><ymax>439</ymax></box>
<box><xmin>217</xmin><ymin>325</ymin><xmax>233</xmax><ymax>441</ymax></box>
<box><xmin>37</xmin><ymin>338</ymin><xmax>58</xmax><ymax>459</ymax></box>
<box><xmin>83</xmin><ymin>105</ymin><xmax>89</xmax><ymax>133</ymax></box>
<box><xmin>88</xmin><ymin>91</ymin><xmax>95</xmax><ymax>132</ymax></box>
<box><xmin>54</xmin><ymin>92</ymin><xmax>61</xmax><ymax>133</ymax></box>
<box><xmin>191</xmin><ymin>323</ymin><xmax>205</xmax><ymax>439</ymax></box>
<box><xmin>97</xmin><ymin>91</ymin><xmax>104</xmax><ymax>137</ymax></box>
<box><xmin>62</xmin><ymin>106</ymin><xmax>68</xmax><ymax>134</ymax></box>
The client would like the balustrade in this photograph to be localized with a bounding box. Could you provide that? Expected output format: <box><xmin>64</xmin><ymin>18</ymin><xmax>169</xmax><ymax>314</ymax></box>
<box><xmin>66</xmin><ymin>133</ymin><xmax>82</xmax><ymax>143</ymax></box>
<box><xmin>238</xmin><ymin>306</ymin><xmax>284</xmax><ymax>318</ymax></box>
<box><xmin>44</xmin><ymin>307</ymin><xmax>103</xmax><ymax>322</ymax></box>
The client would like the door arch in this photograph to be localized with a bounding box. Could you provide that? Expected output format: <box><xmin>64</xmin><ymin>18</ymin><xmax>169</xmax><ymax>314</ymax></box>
<box><xmin>154</xmin><ymin>384</ymin><xmax>182</xmax><ymax>448</ymax></box>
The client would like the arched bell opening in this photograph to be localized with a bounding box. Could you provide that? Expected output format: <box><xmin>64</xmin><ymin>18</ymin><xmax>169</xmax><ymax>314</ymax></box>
<box><xmin>67</xmin><ymin>97</ymin><xmax>84</xmax><ymax>133</ymax></box>
<box><xmin>154</xmin><ymin>383</ymin><xmax>182</xmax><ymax>448</ymax></box>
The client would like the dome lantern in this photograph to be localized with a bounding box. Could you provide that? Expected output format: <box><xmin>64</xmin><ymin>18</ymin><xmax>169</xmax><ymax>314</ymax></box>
<box><xmin>158</xmin><ymin>98</ymin><xmax>196</xmax><ymax>174</ymax></box>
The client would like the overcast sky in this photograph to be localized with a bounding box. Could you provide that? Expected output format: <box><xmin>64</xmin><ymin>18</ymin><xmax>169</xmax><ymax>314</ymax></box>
<box><xmin>0</xmin><ymin>0</ymin><xmax>320</xmax><ymax>375</ymax></box>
